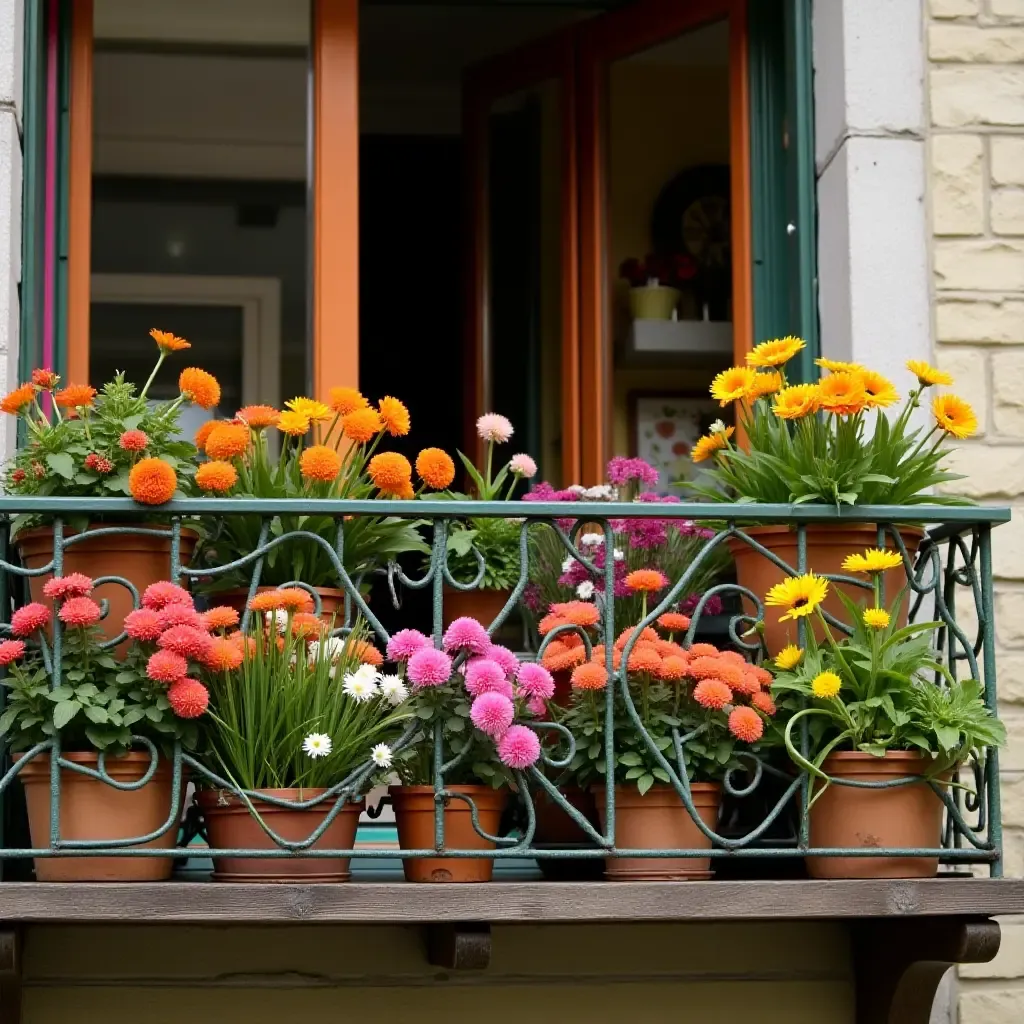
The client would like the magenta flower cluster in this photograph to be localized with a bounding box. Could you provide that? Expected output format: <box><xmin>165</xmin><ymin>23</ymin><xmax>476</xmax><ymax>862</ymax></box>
<box><xmin>606</xmin><ymin>455</ymin><xmax>659</xmax><ymax>488</ymax></box>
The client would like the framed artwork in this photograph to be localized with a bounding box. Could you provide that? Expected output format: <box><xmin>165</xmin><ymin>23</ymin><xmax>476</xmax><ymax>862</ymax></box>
<box><xmin>629</xmin><ymin>391</ymin><xmax>726</xmax><ymax>497</ymax></box>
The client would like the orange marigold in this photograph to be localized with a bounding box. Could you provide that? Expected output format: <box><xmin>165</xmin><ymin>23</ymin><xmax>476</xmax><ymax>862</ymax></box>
<box><xmin>624</xmin><ymin>568</ymin><xmax>668</xmax><ymax>593</ymax></box>
<box><xmin>179</xmin><ymin>367</ymin><xmax>221</xmax><ymax>409</ymax></box>
<box><xmin>549</xmin><ymin>601</ymin><xmax>601</xmax><ymax>629</ymax></box>
<box><xmin>343</xmin><ymin>407</ymin><xmax>384</xmax><ymax>443</ymax></box>
<box><xmin>291</xmin><ymin>612</ymin><xmax>324</xmax><ymax>639</ymax></box>
<box><xmin>300</xmin><ymin>444</ymin><xmax>343</xmax><ymax>483</ymax></box>
<box><xmin>657</xmin><ymin>612</ymin><xmax>691</xmax><ymax>634</ymax></box>
<box><xmin>128</xmin><ymin>458</ymin><xmax>177</xmax><ymax>505</ymax></box>
<box><xmin>201</xmin><ymin>606</ymin><xmax>240</xmax><ymax>631</ymax></box>
<box><xmin>378</xmin><ymin>396</ymin><xmax>411</xmax><ymax>437</ymax></box>
<box><xmin>693</xmin><ymin>678</ymin><xmax>733</xmax><ymax>710</ymax></box>
<box><xmin>689</xmin><ymin>656</ymin><xmax>732</xmax><ymax>681</ymax></box>
<box><xmin>205</xmin><ymin>423</ymin><xmax>250</xmax><ymax>460</ymax></box>
<box><xmin>655</xmin><ymin>639</ymin><xmax>688</xmax><ymax>660</ymax></box>
<box><xmin>614</xmin><ymin>626</ymin><xmax>659</xmax><ymax>650</ymax></box>
<box><xmin>396</xmin><ymin>479</ymin><xmax>415</xmax><ymax>500</ymax></box>
<box><xmin>226</xmin><ymin>631</ymin><xmax>257</xmax><ymax>658</ymax></box>
<box><xmin>195</xmin><ymin>460</ymin><xmax>238</xmax><ymax>493</ymax></box>
<box><xmin>541</xmin><ymin>640</ymin><xmax>587</xmax><ymax>673</ymax></box>
<box><xmin>729</xmin><ymin>705</ymin><xmax>764</xmax><ymax>743</ymax></box>
<box><xmin>717</xmin><ymin>650</ymin><xmax>747</xmax><ymax>666</ymax></box>
<box><xmin>571</xmin><ymin>662</ymin><xmax>608</xmax><ymax>691</ymax></box>
<box><xmin>150</xmin><ymin>328</ymin><xmax>190</xmax><ymax>353</ymax></box>
<box><xmin>750</xmin><ymin>691</ymin><xmax>777</xmax><ymax>716</ymax></box>
<box><xmin>732</xmin><ymin>670</ymin><xmax>762</xmax><ymax>697</ymax></box>
<box><xmin>237</xmin><ymin>405</ymin><xmax>280</xmax><ymax>429</ymax></box>
<box><xmin>626</xmin><ymin>644</ymin><xmax>662</xmax><ymax>674</ymax></box>
<box><xmin>329</xmin><ymin>387</ymin><xmax>370</xmax><ymax>416</ymax></box>
<box><xmin>194</xmin><ymin>419</ymin><xmax>219</xmax><ymax>450</ymax></box>
<box><xmin>538</xmin><ymin>612</ymin><xmax>569</xmax><ymax>636</ymax></box>
<box><xmin>54</xmin><ymin>383</ymin><xmax>96</xmax><ymax>409</ymax></box>
<box><xmin>1</xmin><ymin>384</ymin><xmax>35</xmax><ymax>414</ymax></box>
<box><xmin>349</xmin><ymin>639</ymin><xmax>384</xmax><ymax>667</ymax></box>
<box><xmin>368</xmin><ymin>452</ymin><xmax>413</xmax><ymax>495</ymax></box>
<box><xmin>277</xmin><ymin>588</ymin><xmax>315</xmax><ymax>613</ymax></box>
<box><xmin>203</xmin><ymin>637</ymin><xmax>244</xmax><ymax>672</ymax></box>
<box><xmin>31</xmin><ymin>368</ymin><xmax>59</xmax><ymax>389</ymax></box>
<box><xmin>658</xmin><ymin>655</ymin><xmax>690</xmax><ymax>681</ymax></box>
<box><xmin>746</xmin><ymin>664</ymin><xmax>774</xmax><ymax>689</ymax></box>
<box><xmin>415</xmin><ymin>448</ymin><xmax>456</xmax><ymax>490</ymax></box>
<box><xmin>687</xmin><ymin>643</ymin><xmax>721</xmax><ymax>657</ymax></box>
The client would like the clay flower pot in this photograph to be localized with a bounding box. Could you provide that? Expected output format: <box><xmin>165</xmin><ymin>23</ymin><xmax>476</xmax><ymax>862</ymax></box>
<box><xmin>390</xmin><ymin>784</ymin><xmax>508</xmax><ymax>883</ymax></box>
<box><xmin>728</xmin><ymin>524</ymin><xmax>923</xmax><ymax>657</ymax></box>
<box><xmin>20</xmin><ymin>751</ymin><xmax>182</xmax><ymax>882</ymax></box>
<box><xmin>807</xmin><ymin>751</ymin><xmax>950</xmax><ymax>879</ymax></box>
<box><xmin>441</xmin><ymin>586</ymin><xmax>513</xmax><ymax>632</ymax></box>
<box><xmin>596</xmin><ymin>782</ymin><xmax>721</xmax><ymax>881</ymax></box>
<box><xmin>213</xmin><ymin>586</ymin><xmax>352</xmax><ymax>627</ymax></box>
<box><xmin>197</xmin><ymin>788</ymin><xmax>363</xmax><ymax>882</ymax></box>
<box><xmin>17</xmin><ymin>523</ymin><xmax>198</xmax><ymax>647</ymax></box>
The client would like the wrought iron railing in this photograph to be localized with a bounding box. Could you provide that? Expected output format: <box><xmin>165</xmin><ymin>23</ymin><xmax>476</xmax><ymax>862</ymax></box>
<box><xmin>0</xmin><ymin>497</ymin><xmax>1010</xmax><ymax>876</ymax></box>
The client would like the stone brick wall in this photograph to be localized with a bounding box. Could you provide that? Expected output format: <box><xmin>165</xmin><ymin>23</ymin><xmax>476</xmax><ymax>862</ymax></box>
<box><xmin>927</xmin><ymin>1</ymin><xmax>1024</xmax><ymax>1020</ymax></box>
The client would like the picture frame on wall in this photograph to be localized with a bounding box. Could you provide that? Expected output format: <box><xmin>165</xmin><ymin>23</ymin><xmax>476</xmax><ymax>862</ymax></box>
<box><xmin>629</xmin><ymin>390</ymin><xmax>726</xmax><ymax>498</ymax></box>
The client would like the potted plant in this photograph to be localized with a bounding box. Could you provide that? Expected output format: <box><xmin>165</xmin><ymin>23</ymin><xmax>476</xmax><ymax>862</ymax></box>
<box><xmin>0</xmin><ymin>577</ymin><xmax>206</xmax><ymax>881</ymax></box>
<box><xmin>558</xmin><ymin>571</ymin><xmax>773</xmax><ymax>880</ymax></box>
<box><xmin>768</xmin><ymin>555</ymin><xmax>1005</xmax><ymax>879</ymax></box>
<box><xmin>688</xmin><ymin>341</ymin><xmax>975</xmax><ymax>653</ymax></box>
<box><xmin>191</xmin><ymin>388</ymin><xmax>428</xmax><ymax>620</ymax></box>
<box><xmin>2</xmin><ymin>329</ymin><xmax>210</xmax><ymax>641</ymax></box>
<box><xmin>426</xmin><ymin>413</ymin><xmax>537</xmax><ymax>628</ymax></box>
<box><xmin>192</xmin><ymin>586</ymin><xmax>405</xmax><ymax>881</ymax></box>
<box><xmin>619</xmin><ymin>253</ymin><xmax>695</xmax><ymax>321</ymax></box>
<box><xmin>383</xmin><ymin>616</ymin><xmax>547</xmax><ymax>882</ymax></box>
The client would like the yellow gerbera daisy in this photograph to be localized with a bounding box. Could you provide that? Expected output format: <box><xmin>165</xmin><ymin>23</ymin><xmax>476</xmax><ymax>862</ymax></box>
<box><xmin>863</xmin><ymin>608</ymin><xmax>891</xmax><ymax>630</ymax></box>
<box><xmin>691</xmin><ymin>425</ymin><xmax>735</xmax><ymax>463</ymax></box>
<box><xmin>857</xmin><ymin>370</ymin><xmax>900</xmax><ymax>409</ymax></box>
<box><xmin>764</xmin><ymin>573</ymin><xmax>829</xmax><ymax>623</ymax></box>
<box><xmin>710</xmin><ymin>366</ymin><xmax>758</xmax><ymax>406</ymax></box>
<box><xmin>906</xmin><ymin>360</ymin><xmax>953</xmax><ymax>388</ymax></box>
<box><xmin>277</xmin><ymin>410</ymin><xmax>311</xmax><ymax>436</ymax></box>
<box><xmin>817</xmin><ymin>371</ymin><xmax>868</xmax><ymax>416</ymax></box>
<box><xmin>841</xmin><ymin>548</ymin><xmax>904</xmax><ymax>575</ymax></box>
<box><xmin>932</xmin><ymin>394</ymin><xmax>978</xmax><ymax>439</ymax></box>
<box><xmin>285</xmin><ymin>397</ymin><xmax>332</xmax><ymax>423</ymax></box>
<box><xmin>811</xmin><ymin>671</ymin><xmax>842</xmax><ymax>699</ymax></box>
<box><xmin>774</xmin><ymin>645</ymin><xmax>804</xmax><ymax>671</ymax></box>
<box><xmin>815</xmin><ymin>357</ymin><xmax>865</xmax><ymax>374</ymax></box>
<box><xmin>772</xmin><ymin>383</ymin><xmax>821</xmax><ymax>420</ymax></box>
<box><xmin>746</xmin><ymin>336</ymin><xmax>806</xmax><ymax>368</ymax></box>
<box><xmin>748</xmin><ymin>371</ymin><xmax>784</xmax><ymax>399</ymax></box>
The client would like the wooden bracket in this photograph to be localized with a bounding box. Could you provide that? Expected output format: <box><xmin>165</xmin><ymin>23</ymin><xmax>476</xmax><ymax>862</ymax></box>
<box><xmin>425</xmin><ymin>923</ymin><xmax>492</xmax><ymax>971</ymax></box>
<box><xmin>0</xmin><ymin>929</ymin><xmax>22</xmax><ymax>1024</ymax></box>
<box><xmin>851</xmin><ymin>916</ymin><xmax>1000</xmax><ymax>1024</ymax></box>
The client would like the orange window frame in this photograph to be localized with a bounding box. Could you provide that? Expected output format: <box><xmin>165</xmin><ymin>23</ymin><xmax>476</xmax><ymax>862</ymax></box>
<box><xmin>64</xmin><ymin>0</ymin><xmax>360</xmax><ymax>400</ymax></box>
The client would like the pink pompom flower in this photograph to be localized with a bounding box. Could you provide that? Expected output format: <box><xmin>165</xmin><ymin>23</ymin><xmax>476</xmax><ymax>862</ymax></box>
<box><xmin>146</xmin><ymin>649</ymin><xmax>189</xmax><ymax>685</ymax></box>
<box><xmin>10</xmin><ymin>602</ymin><xmax>51</xmax><ymax>637</ymax></box>
<box><xmin>141</xmin><ymin>581</ymin><xmax>193</xmax><ymax>611</ymax></box>
<box><xmin>156</xmin><ymin>604</ymin><xmax>205</xmax><ymax>630</ymax></box>
<box><xmin>406</xmin><ymin>647</ymin><xmax>453</xmax><ymax>688</ymax></box>
<box><xmin>464</xmin><ymin>658</ymin><xmax>506</xmax><ymax>697</ymax></box>
<box><xmin>118</xmin><ymin>429</ymin><xmax>149</xmax><ymax>451</ymax></box>
<box><xmin>168</xmin><ymin>678</ymin><xmax>210</xmax><ymax>719</ymax></box>
<box><xmin>497</xmin><ymin>724</ymin><xmax>541</xmax><ymax>769</ymax></box>
<box><xmin>42</xmin><ymin>573</ymin><xmax>94</xmax><ymax>600</ymax></box>
<box><xmin>526</xmin><ymin>695</ymin><xmax>547</xmax><ymax>717</ymax></box>
<box><xmin>386</xmin><ymin>628</ymin><xmax>431</xmax><ymax>662</ymax></box>
<box><xmin>158</xmin><ymin>625</ymin><xmax>213</xmax><ymax>661</ymax></box>
<box><xmin>442</xmin><ymin>616</ymin><xmax>491</xmax><ymax>655</ymax></box>
<box><xmin>0</xmin><ymin>639</ymin><xmax>26</xmax><ymax>665</ymax></box>
<box><xmin>470</xmin><ymin>691</ymin><xmax>515</xmax><ymax>739</ymax></box>
<box><xmin>58</xmin><ymin>596</ymin><xmax>102</xmax><ymax>628</ymax></box>
<box><xmin>509</xmin><ymin>453</ymin><xmax>537</xmax><ymax>478</ymax></box>
<box><xmin>124</xmin><ymin>607</ymin><xmax>163</xmax><ymax>641</ymax></box>
<box><xmin>516</xmin><ymin>662</ymin><xmax>555</xmax><ymax>701</ymax></box>
<box><xmin>485</xmin><ymin>643</ymin><xmax>520</xmax><ymax>679</ymax></box>
<box><xmin>476</xmin><ymin>412</ymin><xmax>514</xmax><ymax>444</ymax></box>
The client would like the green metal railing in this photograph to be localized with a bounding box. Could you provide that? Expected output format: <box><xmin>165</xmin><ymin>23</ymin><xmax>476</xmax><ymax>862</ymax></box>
<box><xmin>0</xmin><ymin>497</ymin><xmax>1010</xmax><ymax>874</ymax></box>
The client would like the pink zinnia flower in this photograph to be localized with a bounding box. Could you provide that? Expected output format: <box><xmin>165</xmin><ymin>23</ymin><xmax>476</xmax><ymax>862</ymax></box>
<box><xmin>146</xmin><ymin>649</ymin><xmax>188</xmax><ymax>685</ymax></box>
<box><xmin>509</xmin><ymin>453</ymin><xmax>537</xmax><ymax>478</ymax></box>
<box><xmin>10</xmin><ymin>602</ymin><xmax>51</xmax><ymax>637</ymax></box>
<box><xmin>526</xmin><ymin>695</ymin><xmax>547</xmax><ymax>717</ymax></box>
<box><xmin>470</xmin><ymin>691</ymin><xmax>515</xmax><ymax>739</ymax></box>
<box><xmin>406</xmin><ymin>647</ymin><xmax>453</xmax><ymax>688</ymax></box>
<box><xmin>58</xmin><ymin>597</ymin><xmax>102</xmax><ymax>628</ymax></box>
<box><xmin>516</xmin><ymin>662</ymin><xmax>555</xmax><ymax>700</ymax></box>
<box><xmin>484</xmin><ymin>643</ymin><xmax>520</xmax><ymax>679</ymax></box>
<box><xmin>476</xmin><ymin>412</ymin><xmax>513</xmax><ymax>444</ymax></box>
<box><xmin>497</xmin><ymin>725</ymin><xmax>541</xmax><ymax>769</ymax></box>
<box><xmin>0</xmin><ymin>639</ymin><xmax>26</xmax><ymax>665</ymax></box>
<box><xmin>124</xmin><ymin>607</ymin><xmax>163</xmax><ymax>641</ymax></box>
<box><xmin>442</xmin><ymin>616</ymin><xmax>491</xmax><ymax>655</ymax></box>
<box><xmin>42</xmin><ymin>573</ymin><xmax>94</xmax><ymax>600</ymax></box>
<box><xmin>118</xmin><ymin>429</ymin><xmax>149</xmax><ymax>452</ymax></box>
<box><xmin>464</xmin><ymin>658</ymin><xmax>507</xmax><ymax>697</ymax></box>
<box><xmin>157</xmin><ymin>604</ymin><xmax>205</xmax><ymax>630</ymax></box>
<box><xmin>141</xmin><ymin>581</ymin><xmax>193</xmax><ymax>611</ymax></box>
<box><xmin>168</xmin><ymin>678</ymin><xmax>209</xmax><ymax>719</ymax></box>
<box><xmin>386</xmin><ymin>628</ymin><xmax>431</xmax><ymax>662</ymax></box>
<box><xmin>158</xmin><ymin>625</ymin><xmax>213</xmax><ymax>661</ymax></box>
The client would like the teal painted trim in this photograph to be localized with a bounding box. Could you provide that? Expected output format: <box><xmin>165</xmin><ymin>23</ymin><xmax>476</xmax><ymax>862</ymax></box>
<box><xmin>53</xmin><ymin>0</ymin><xmax>70</xmax><ymax>379</ymax></box>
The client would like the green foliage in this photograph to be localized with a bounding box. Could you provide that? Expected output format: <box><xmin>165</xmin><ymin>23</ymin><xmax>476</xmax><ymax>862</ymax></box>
<box><xmin>445</xmin><ymin>512</ymin><xmax>523</xmax><ymax>592</ymax></box>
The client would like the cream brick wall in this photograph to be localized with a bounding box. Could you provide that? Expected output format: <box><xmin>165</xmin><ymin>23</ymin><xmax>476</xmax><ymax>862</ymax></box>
<box><xmin>927</xmin><ymin>0</ymin><xmax>1024</xmax><ymax>1019</ymax></box>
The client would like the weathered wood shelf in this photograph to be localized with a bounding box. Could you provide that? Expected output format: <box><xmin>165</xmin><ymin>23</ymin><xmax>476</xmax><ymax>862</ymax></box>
<box><xmin>0</xmin><ymin>878</ymin><xmax>1021</xmax><ymax>924</ymax></box>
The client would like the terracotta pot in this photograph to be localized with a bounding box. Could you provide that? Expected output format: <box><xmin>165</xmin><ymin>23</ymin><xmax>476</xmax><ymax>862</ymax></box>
<box><xmin>213</xmin><ymin>586</ymin><xmax>351</xmax><ymax>627</ymax></box>
<box><xmin>442</xmin><ymin>586</ymin><xmax>513</xmax><ymax>632</ymax></box>
<box><xmin>390</xmin><ymin>784</ymin><xmax>508</xmax><ymax>883</ymax></box>
<box><xmin>534</xmin><ymin>785</ymin><xmax>603</xmax><ymax>881</ymax></box>
<box><xmin>728</xmin><ymin>524</ymin><xmax>923</xmax><ymax>658</ymax></box>
<box><xmin>197</xmin><ymin>788</ymin><xmax>363</xmax><ymax>882</ymax></box>
<box><xmin>17</xmin><ymin>523</ymin><xmax>198</xmax><ymax>647</ymax></box>
<box><xmin>807</xmin><ymin>751</ymin><xmax>950</xmax><ymax>879</ymax></box>
<box><xmin>20</xmin><ymin>751</ymin><xmax>181</xmax><ymax>882</ymax></box>
<box><xmin>596</xmin><ymin>782</ymin><xmax>721</xmax><ymax>881</ymax></box>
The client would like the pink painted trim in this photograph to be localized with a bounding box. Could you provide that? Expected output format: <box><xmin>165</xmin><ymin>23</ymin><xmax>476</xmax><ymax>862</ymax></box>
<box><xmin>41</xmin><ymin>0</ymin><xmax>58</xmax><ymax>379</ymax></box>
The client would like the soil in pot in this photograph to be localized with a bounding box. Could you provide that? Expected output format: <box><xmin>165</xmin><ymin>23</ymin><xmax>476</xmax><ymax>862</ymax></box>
<box><xmin>534</xmin><ymin>786</ymin><xmax>603</xmax><ymax>882</ymax></box>
<box><xmin>390</xmin><ymin>785</ymin><xmax>508</xmax><ymax>883</ymax></box>
<box><xmin>807</xmin><ymin>751</ymin><xmax>949</xmax><ymax>879</ymax></box>
<box><xmin>197</xmin><ymin>788</ymin><xmax>363</xmax><ymax>882</ymax></box>
<box><xmin>596</xmin><ymin>782</ymin><xmax>721</xmax><ymax>881</ymax></box>
<box><xmin>17</xmin><ymin>524</ymin><xmax>198</xmax><ymax>648</ymax></box>
<box><xmin>211</xmin><ymin>586</ymin><xmax>352</xmax><ymax>628</ymax></box>
<box><xmin>728</xmin><ymin>524</ymin><xmax>923</xmax><ymax>658</ymax></box>
<box><xmin>20</xmin><ymin>751</ymin><xmax>182</xmax><ymax>882</ymax></box>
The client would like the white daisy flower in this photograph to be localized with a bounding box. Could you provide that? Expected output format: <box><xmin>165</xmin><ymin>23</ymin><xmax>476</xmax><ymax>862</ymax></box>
<box><xmin>378</xmin><ymin>674</ymin><xmax>408</xmax><ymax>706</ymax></box>
<box><xmin>371</xmin><ymin>743</ymin><xmax>393</xmax><ymax>769</ymax></box>
<box><xmin>266</xmin><ymin>610</ymin><xmax>289</xmax><ymax>635</ymax></box>
<box><xmin>613</xmin><ymin>549</ymin><xmax>625</xmax><ymax>562</ymax></box>
<box><xmin>580</xmin><ymin>533</ymin><xmax>604</xmax><ymax>548</ymax></box>
<box><xmin>342</xmin><ymin>664</ymin><xmax>379</xmax><ymax>703</ymax></box>
<box><xmin>308</xmin><ymin>635</ymin><xmax>346</xmax><ymax>666</ymax></box>
<box><xmin>576</xmin><ymin>580</ymin><xmax>595</xmax><ymax>600</ymax></box>
<box><xmin>303</xmin><ymin>733</ymin><xmax>332</xmax><ymax>759</ymax></box>
<box><xmin>561</xmin><ymin>556</ymin><xmax>576</xmax><ymax>573</ymax></box>
<box><xmin>709</xmin><ymin>419</ymin><xmax>728</xmax><ymax>435</ymax></box>
<box><xmin>583</xmin><ymin>484</ymin><xmax>615</xmax><ymax>501</ymax></box>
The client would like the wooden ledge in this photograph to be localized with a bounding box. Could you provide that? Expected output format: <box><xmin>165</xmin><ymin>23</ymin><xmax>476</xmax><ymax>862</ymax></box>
<box><xmin>0</xmin><ymin>878</ymin><xmax>1022</xmax><ymax>924</ymax></box>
